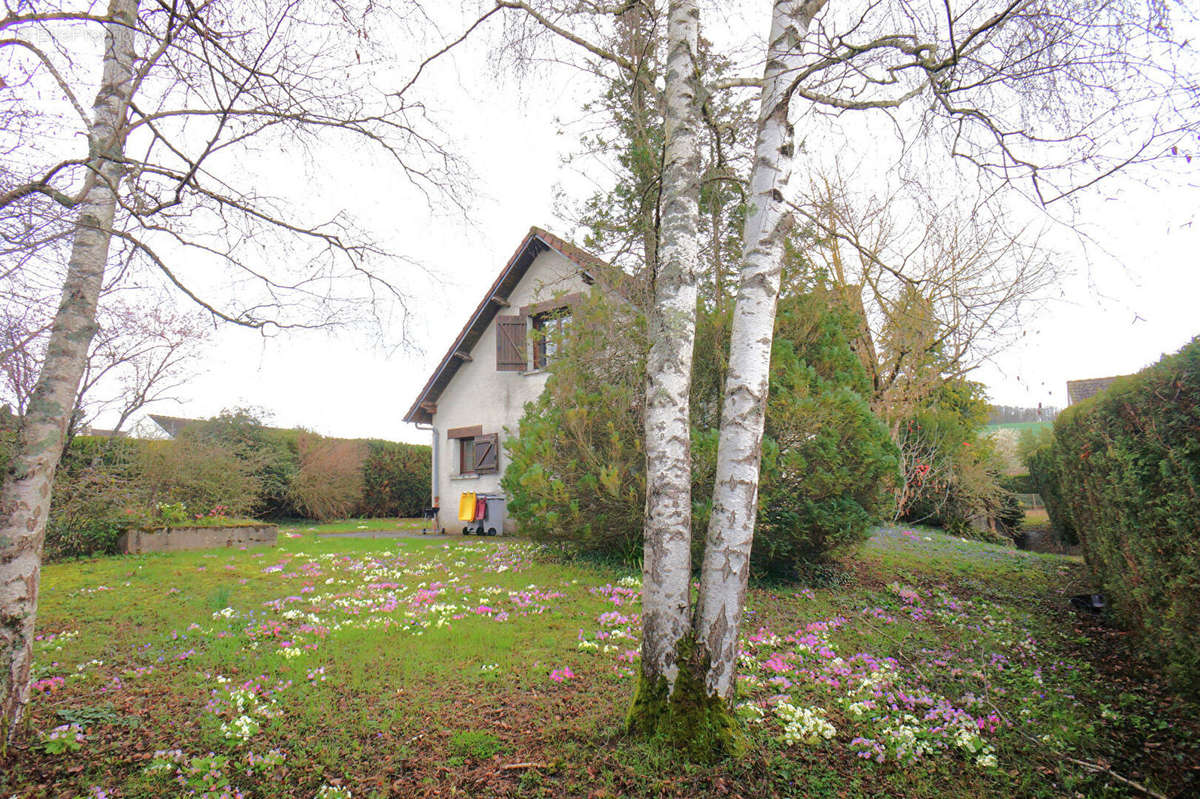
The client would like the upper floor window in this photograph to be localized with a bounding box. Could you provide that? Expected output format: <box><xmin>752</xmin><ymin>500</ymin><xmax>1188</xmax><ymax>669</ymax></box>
<box><xmin>496</xmin><ymin>292</ymin><xmax>582</xmax><ymax>373</ymax></box>
<box><xmin>531</xmin><ymin>308</ymin><xmax>571</xmax><ymax>370</ymax></box>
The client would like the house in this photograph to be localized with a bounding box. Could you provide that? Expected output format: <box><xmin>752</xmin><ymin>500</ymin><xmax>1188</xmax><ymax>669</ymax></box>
<box><xmin>148</xmin><ymin>414</ymin><xmax>199</xmax><ymax>438</ymax></box>
<box><xmin>1066</xmin><ymin>375</ymin><xmax>1128</xmax><ymax>407</ymax></box>
<box><xmin>402</xmin><ymin>227</ymin><xmax>609</xmax><ymax>533</ymax></box>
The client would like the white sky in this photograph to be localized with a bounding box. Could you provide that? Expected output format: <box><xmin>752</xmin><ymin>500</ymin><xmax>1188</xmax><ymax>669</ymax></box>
<box><xmin>87</xmin><ymin>5</ymin><xmax>1199</xmax><ymax>443</ymax></box>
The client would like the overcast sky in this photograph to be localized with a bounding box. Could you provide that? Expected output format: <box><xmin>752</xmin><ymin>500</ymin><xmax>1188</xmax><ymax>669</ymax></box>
<box><xmin>95</xmin><ymin>5</ymin><xmax>1200</xmax><ymax>444</ymax></box>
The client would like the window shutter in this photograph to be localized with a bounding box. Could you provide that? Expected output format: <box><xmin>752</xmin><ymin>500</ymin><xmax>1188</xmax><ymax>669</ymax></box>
<box><xmin>473</xmin><ymin>433</ymin><xmax>499</xmax><ymax>474</ymax></box>
<box><xmin>496</xmin><ymin>315</ymin><xmax>526</xmax><ymax>371</ymax></box>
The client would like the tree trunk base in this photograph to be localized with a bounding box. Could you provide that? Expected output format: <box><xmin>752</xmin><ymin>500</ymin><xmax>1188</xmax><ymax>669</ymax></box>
<box><xmin>626</xmin><ymin>636</ymin><xmax>747</xmax><ymax>762</ymax></box>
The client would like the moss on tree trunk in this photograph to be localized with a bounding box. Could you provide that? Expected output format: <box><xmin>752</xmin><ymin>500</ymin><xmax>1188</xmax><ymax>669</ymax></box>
<box><xmin>626</xmin><ymin>633</ymin><xmax>746</xmax><ymax>762</ymax></box>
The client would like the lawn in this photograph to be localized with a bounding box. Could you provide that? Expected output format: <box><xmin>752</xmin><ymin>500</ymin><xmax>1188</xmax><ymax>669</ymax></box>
<box><xmin>5</xmin><ymin>525</ymin><xmax>1198</xmax><ymax>798</ymax></box>
<box><xmin>984</xmin><ymin>421</ymin><xmax>1052</xmax><ymax>434</ymax></box>
<box><xmin>276</xmin><ymin>518</ymin><xmax>427</xmax><ymax>535</ymax></box>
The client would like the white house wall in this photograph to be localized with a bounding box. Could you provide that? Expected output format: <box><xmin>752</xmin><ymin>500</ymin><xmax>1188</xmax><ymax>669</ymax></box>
<box><xmin>431</xmin><ymin>248</ymin><xmax>588</xmax><ymax>533</ymax></box>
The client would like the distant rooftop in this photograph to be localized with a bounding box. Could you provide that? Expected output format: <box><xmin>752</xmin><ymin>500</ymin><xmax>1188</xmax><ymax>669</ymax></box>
<box><xmin>148</xmin><ymin>414</ymin><xmax>197</xmax><ymax>438</ymax></box>
<box><xmin>1066</xmin><ymin>375</ymin><xmax>1128</xmax><ymax>407</ymax></box>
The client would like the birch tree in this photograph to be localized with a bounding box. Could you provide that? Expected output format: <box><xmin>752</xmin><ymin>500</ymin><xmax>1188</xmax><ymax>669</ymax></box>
<box><xmin>0</xmin><ymin>0</ymin><xmax>466</xmax><ymax>745</ymax></box>
<box><xmin>693</xmin><ymin>0</ymin><xmax>825</xmax><ymax>704</ymax></box>
<box><xmin>0</xmin><ymin>0</ymin><xmax>139</xmax><ymax>746</ymax></box>
<box><xmin>630</xmin><ymin>0</ymin><xmax>704</xmax><ymax>728</ymax></box>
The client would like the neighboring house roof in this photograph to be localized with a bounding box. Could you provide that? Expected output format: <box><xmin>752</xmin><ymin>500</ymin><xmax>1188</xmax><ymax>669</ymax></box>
<box><xmin>149</xmin><ymin>414</ymin><xmax>197</xmax><ymax>438</ymax></box>
<box><xmin>81</xmin><ymin>427</ymin><xmax>128</xmax><ymax>438</ymax></box>
<box><xmin>1066</xmin><ymin>375</ymin><xmax>1127</xmax><ymax>406</ymax></box>
<box><xmin>402</xmin><ymin>227</ymin><xmax>612</xmax><ymax>426</ymax></box>
<box><xmin>150</xmin><ymin>414</ymin><xmax>299</xmax><ymax>438</ymax></box>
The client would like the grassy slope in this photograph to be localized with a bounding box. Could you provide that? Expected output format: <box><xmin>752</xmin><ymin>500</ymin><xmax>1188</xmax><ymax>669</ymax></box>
<box><xmin>6</xmin><ymin>526</ymin><xmax>1197</xmax><ymax>798</ymax></box>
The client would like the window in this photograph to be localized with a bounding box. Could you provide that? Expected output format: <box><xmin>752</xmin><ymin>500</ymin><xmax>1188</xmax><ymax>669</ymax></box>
<box><xmin>449</xmin><ymin>426</ymin><xmax>499</xmax><ymax>475</ymax></box>
<box><xmin>531</xmin><ymin>308</ymin><xmax>571</xmax><ymax>370</ymax></box>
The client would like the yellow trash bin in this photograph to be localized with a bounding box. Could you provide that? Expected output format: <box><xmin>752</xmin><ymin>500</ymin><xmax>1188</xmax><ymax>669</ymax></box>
<box><xmin>458</xmin><ymin>492</ymin><xmax>477</xmax><ymax>522</ymax></box>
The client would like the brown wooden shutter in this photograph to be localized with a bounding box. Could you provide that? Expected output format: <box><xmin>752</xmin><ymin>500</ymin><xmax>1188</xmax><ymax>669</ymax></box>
<box><xmin>496</xmin><ymin>315</ymin><xmax>526</xmax><ymax>371</ymax></box>
<box><xmin>473</xmin><ymin>433</ymin><xmax>499</xmax><ymax>474</ymax></box>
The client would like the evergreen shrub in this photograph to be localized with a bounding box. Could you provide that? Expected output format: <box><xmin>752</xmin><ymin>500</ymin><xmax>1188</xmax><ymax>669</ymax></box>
<box><xmin>1053</xmin><ymin>337</ymin><xmax>1200</xmax><ymax>694</ymax></box>
<box><xmin>503</xmin><ymin>281</ymin><xmax>899</xmax><ymax>577</ymax></box>
<box><xmin>358</xmin><ymin>440</ymin><xmax>432</xmax><ymax>518</ymax></box>
<box><xmin>1019</xmin><ymin>427</ymin><xmax>1077</xmax><ymax>545</ymax></box>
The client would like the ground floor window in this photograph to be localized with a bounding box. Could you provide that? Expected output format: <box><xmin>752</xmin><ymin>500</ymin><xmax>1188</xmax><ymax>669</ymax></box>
<box><xmin>449</xmin><ymin>425</ymin><xmax>499</xmax><ymax>475</ymax></box>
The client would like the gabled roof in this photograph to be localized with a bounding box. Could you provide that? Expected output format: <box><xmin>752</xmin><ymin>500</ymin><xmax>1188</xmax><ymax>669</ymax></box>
<box><xmin>149</xmin><ymin>414</ymin><xmax>197</xmax><ymax>438</ymax></box>
<box><xmin>1066</xmin><ymin>375</ymin><xmax>1127</xmax><ymax>407</ymax></box>
<box><xmin>402</xmin><ymin>227</ymin><xmax>610</xmax><ymax>426</ymax></box>
<box><xmin>149</xmin><ymin>414</ymin><xmax>293</xmax><ymax>438</ymax></box>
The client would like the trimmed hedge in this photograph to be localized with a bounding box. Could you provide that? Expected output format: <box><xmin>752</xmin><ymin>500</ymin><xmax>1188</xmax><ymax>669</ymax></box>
<box><xmin>1021</xmin><ymin>431</ymin><xmax>1077</xmax><ymax>545</ymax></box>
<box><xmin>999</xmin><ymin>473</ymin><xmax>1036</xmax><ymax>495</ymax></box>
<box><xmin>1054</xmin><ymin>337</ymin><xmax>1200</xmax><ymax>694</ymax></box>
<box><xmin>359</xmin><ymin>439</ymin><xmax>431</xmax><ymax>518</ymax></box>
<box><xmin>3</xmin><ymin>417</ymin><xmax>430</xmax><ymax>561</ymax></box>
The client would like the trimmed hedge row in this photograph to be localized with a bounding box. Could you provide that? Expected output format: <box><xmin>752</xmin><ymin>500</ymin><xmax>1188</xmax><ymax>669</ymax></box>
<box><xmin>1020</xmin><ymin>432</ymin><xmax>1078</xmax><ymax>545</ymax></box>
<box><xmin>1</xmin><ymin>420</ymin><xmax>431</xmax><ymax>560</ymax></box>
<box><xmin>1053</xmin><ymin>337</ymin><xmax>1200</xmax><ymax>694</ymax></box>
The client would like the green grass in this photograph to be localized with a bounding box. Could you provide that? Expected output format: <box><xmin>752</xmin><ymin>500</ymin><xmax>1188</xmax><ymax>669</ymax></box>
<box><xmin>276</xmin><ymin>517</ymin><xmax>425</xmax><ymax>535</ymax></box>
<box><xmin>985</xmin><ymin>421</ymin><xmax>1052</xmax><ymax>433</ymax></box>
<box><xmin>6</xmin><ymin>526</ymin><xmax>1197</xmax><ymax>798</ymax></box>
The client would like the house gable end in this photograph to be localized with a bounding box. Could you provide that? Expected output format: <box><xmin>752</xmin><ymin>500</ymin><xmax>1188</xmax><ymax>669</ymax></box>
<box><xmin>402</xmin><ymin>228</ymin><xmax>611</xmax><ymax>424</ymax></box>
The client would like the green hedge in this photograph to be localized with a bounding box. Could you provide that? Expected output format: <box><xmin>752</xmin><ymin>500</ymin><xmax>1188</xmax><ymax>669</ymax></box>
<box><xmin>1054</xmin><ymin>337</ymin><xmax>1200</xmax><ymax>694</ymax></box>
<box><xmin>1020</xmin><ymin>430</ymin><xmax>1077</xmax><ymax>545</ymax></box>
<box><xmin>359</xmin><ymin>439</ymin><xmax>431</xmax><ymax>518</ymax></box>
<box><xmin>3</xmin><ymin>417</ymin><xmax>430</xmax><ymax>561</ymax></box>
<box><xmin>999</xmin><ymin>473</ymin><xmax>1036</xmax><ymax>495</ymax></box>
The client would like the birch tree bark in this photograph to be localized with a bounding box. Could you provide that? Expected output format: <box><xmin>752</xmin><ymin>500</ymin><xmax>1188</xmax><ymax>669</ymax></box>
<box><xmin>694</xmin><ymin>0</ymin><xmax>826</xmax><ymax>701</ymax></box>
<box><xmin>0</xmin><ymin>0</ymin><xmax>140</xmax><ymax>747</ymax></box>
<box><xmin>631</xmin><ymin>0</ymin><xmax>702</xmax><ymax>719</ymax></box>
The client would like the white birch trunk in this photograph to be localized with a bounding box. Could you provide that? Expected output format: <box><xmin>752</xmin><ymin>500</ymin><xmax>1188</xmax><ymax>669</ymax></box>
<box><xmin>639</xmin><ymin>0</ymin><xmax>703</xmax><ymax>693</ymax></box>
<box><xmin>0</xmin><ymin>0</ymin><xmax>139</xmax><ymax>746</ymax></box>
<box><xmin>695</xmin><ymin>0</ymin><xmax>826</xmax><ymax>701</ymax></box>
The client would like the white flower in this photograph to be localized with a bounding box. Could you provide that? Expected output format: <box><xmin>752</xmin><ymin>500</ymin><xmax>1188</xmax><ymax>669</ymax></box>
<box><xmin>220</xmin><ymin>714</ymin><xmax>260</xmax><ymax>743</ymax></box>
<box><xmin>775</xmin><ymin>703</ymin><xmax>836</xmax><ymax>745</ymax></box>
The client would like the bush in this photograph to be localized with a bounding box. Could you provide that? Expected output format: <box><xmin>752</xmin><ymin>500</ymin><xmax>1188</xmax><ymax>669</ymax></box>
<box><xmin>894</xmin><ymin>378</ymin><xmax>1016</xmax><ymax>542</ymax></box>
<box><xmin>139</xmin><ymin>437</ymin><xmax>261</xmax><ymax>519</ymax></box>
<box><xmin>503</xmin><ymin>280</ymin><xmax>899</xmax><ymax>576</ymax></box>
<box><xmin>288</xmin><ymin>433</ymin><xmax>366</xmax><ymax>522</ymax></box>
<box><xmin>1053</xmin><ymin>337</ymin><xmax>1200</xmax><ymax>694</ymax></box>
<box><xmin>1019</xmin><ymin>427</ymin><xmax>1077</xmax><ymax>545</ymax></box>
<box><xmin>999</xmin><ymin>473</ymin><xmax>1037</xmax><ymax>495</ymax></box>
<box><xmin>183</xmin><ymin>410</ymin><xmax>300</xmax><ymax>518</ymax></box>
<box><xmin>749</xmin><ymin>296</ymin><xmax>899</xmax><ymax>575</ymax></box>
<box><xmin>503</xmin><ymin>289</ymin><xmax>646</xmax><ymax>562</ymax></box>
<box><xmin>358</xmin><ymin>439</ymin><xmax>431</xmax><ymax>517</ymax></box>
<box><xmin>8</xmin><ymin>407</ymin><xmax>430</xmax><ymax>560</ymax></box>
<box><xmin>45</xmin><ymin>436</ymin><xmax>142</xmax><ymax>559</ymax></box>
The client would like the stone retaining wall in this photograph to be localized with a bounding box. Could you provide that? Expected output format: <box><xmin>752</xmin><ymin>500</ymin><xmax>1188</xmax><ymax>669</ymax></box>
<box><xmin>119</xmin><ymin>524</ymin><xmax>278</xmax><ymax>554</ymax></box>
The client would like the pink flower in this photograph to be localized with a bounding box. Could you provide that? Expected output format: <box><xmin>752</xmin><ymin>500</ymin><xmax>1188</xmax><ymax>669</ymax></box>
<box><xmin>763</xmin><ymin>654</ymin><xmax>793</xmax><ymax>673</ymax></box>
<box><xmin>549</xmin><ymin>667</ymin><xmax>575</xmax><ymax>683</ymax></box>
